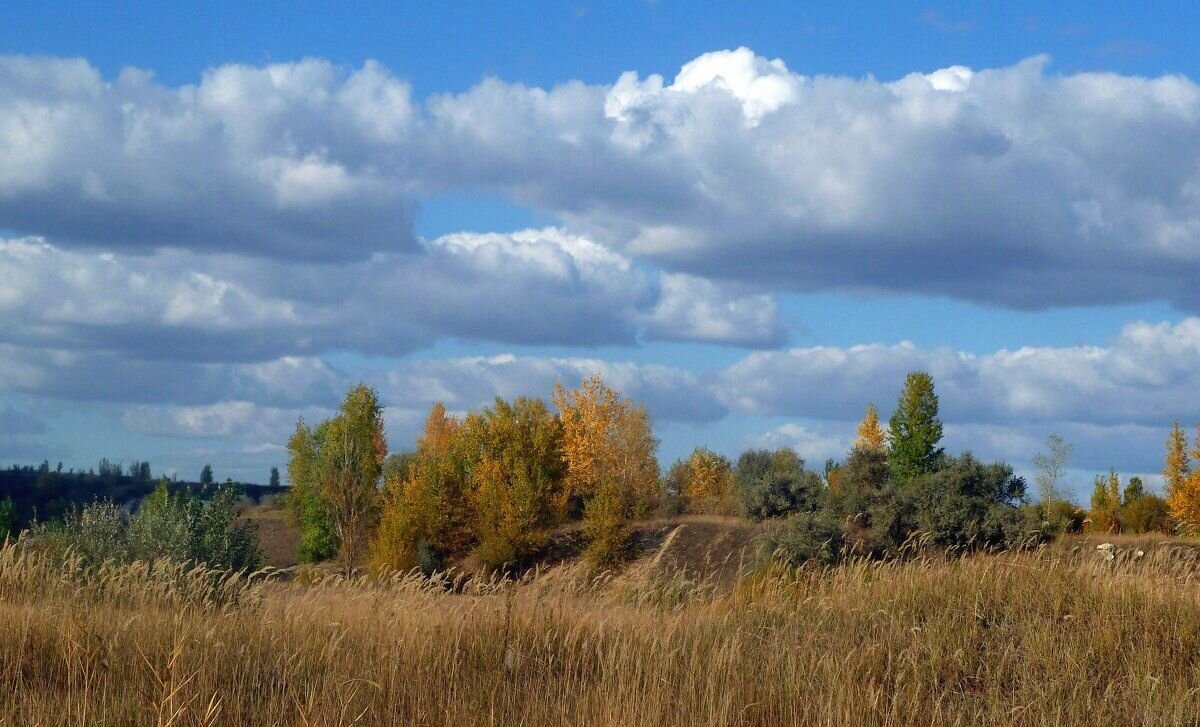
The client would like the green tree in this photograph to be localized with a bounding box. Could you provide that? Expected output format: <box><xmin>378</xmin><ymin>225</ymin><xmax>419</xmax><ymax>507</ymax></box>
<box><xmin>200</xmin><ymin>464</ymin><xmax>214</xmax><ymax>485</ymax></box>
<box><xmin>1122</xmin><ymin>475</ymin><xmax>1145</xmax><ymax>505</ymax></box>
<box><xmin>583</xmin><ymin>476</ymin><xmax>630</xmax><ymax>568</ymax></box>
<box><xmin>317</xmin><ymin>384</ymin><xmax>387</xmax><ymax>572</ymax></box>
<box><xmin>284</xmin><ymin>419</ymin><xmax>337</xmax><ymax>563</ymax></box>
<box><xmin>887</xmin><ymin>372</ymin><xmax>944</xmax><ymax>482</ymax></box>
<box><xmin>269</xmin><ymin>466</ymin><xmax>280</xmax><ymax>488</ymax></box>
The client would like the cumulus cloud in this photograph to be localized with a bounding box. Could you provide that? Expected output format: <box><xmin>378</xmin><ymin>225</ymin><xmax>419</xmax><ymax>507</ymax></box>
<box><xmin>6</xmin><ymin>52</ymin><xmax>1200</xmax><ymax>311</ymax></box>
<box><xmin>0</xmin><ymin>230</ymin><xmax>780</xmax><ymax>360</ymax></box>
<box><xmin>0</xmin><ymin>57</ymin><xmax>418</xmax><ymax>260</ymax></box>
<box><xmin>121</xmin><ymin>401</ymin><xmax>329</xmax><ymax>440</ymax></box>
<box><xmin>378</xmin><ymin>353</ymin><xmax>726</xmax><ymax>424</ymax></box>
<box><xmin>719</xmin><ymin>318</ymin><xmax>1200</xmax><ymax>427</ymax></box>
<box><xmin>0</xmin><ymin>344</ymin><xmax>345</xmax><ymax>407</ymax></box>
<box><xmin>431</xmin><ymin>51</ymin><xmax>1200</xmax><ymax>311</ymax></box>
<box><xmin>642</xmin><ymin>274</ymin><xmax>784</xmax><ymax>347</ymax></box>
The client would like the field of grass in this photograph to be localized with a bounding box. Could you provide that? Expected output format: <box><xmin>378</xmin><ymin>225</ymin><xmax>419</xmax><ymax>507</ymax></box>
<box><xmin>3</xmin><ymin>528</ymin><xmax>1200</xmax><ymax>726</ymax></box>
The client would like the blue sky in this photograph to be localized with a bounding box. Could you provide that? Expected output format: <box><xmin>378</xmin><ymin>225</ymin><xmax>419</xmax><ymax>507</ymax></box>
<box><xmin>1</xmin><ymin>2</ymin><xmax>1199</xmax><ymax>498</ymax></box>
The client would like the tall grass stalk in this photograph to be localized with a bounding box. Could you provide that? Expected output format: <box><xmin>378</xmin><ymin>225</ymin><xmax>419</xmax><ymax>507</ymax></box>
<box><xmin>3</xmin><ymin>539</ymin><xmax>1200</xmax><ymax>725</ymax></box>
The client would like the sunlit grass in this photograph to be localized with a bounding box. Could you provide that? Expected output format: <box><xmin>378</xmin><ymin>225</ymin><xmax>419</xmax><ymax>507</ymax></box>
<box><xmin>3</xmin><ymin>537</ymin><xmax>1200</xmax><ymax>725</ymax></box>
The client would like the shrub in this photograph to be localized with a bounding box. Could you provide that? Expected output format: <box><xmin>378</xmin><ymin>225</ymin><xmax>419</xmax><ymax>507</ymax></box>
<box><xmin>868</xmin><ymin>454</ymin><xmax>1034</xmax><ymax>554</ymax></box>
<box><xmin>30</xmin><ymin>482</ymin><xmax>260</xmax><ymax>571</ymax></box>
<box><xmin>760</xmin><ymin>511</ymin><xmax>845</xmax><ymax>566</ymax></box>
<box><xmin>584</xmin><ymin>477</ymin><xmax>631</xmax><ymax>569</ymax></box>
<box><xmin>1123</xmin><ymin>493</ymin><xmax>1171</xmax><ymax>534</ymax></box>
<box><xmin>735</xmin><ymin>448</ymin><xmax>823</xmax><ymax>521</ymax></box>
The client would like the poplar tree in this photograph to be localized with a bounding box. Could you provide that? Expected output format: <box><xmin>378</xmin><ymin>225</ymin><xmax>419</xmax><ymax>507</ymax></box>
<box><xmin>318</xmin><ymin>384</ymin><xmax>387</xmax><ymax>572</ymax></box>
<box><xmin>887</xmin><ymin>372</ymin><xmax>944</xmax><ymax>482</ymax></box>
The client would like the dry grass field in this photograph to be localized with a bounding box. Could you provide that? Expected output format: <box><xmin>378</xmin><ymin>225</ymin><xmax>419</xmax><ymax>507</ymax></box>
<box><xmin>3</xmin><ymin>527</ymin><xmax>1200</xmax><ymax>726</ymax></box>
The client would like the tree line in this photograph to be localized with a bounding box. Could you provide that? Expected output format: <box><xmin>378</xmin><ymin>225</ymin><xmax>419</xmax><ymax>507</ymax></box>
<box><xmin>283</xmin><ymin>371</ymin><xmax>1077</xmax><ymax>573</ymax></box>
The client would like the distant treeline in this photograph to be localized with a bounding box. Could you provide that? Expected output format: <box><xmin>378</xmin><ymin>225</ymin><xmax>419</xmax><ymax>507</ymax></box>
<box><xmin>0</xmin><ymin>459</ymin><xmax>285</xmax><ymax>534</ymax></box>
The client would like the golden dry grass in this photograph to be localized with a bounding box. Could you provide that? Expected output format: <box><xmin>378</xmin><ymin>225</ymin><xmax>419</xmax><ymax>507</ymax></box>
<box><xmin>3</xmin><ymin>537</ymin><xmax>1200</xmax><ymax>726</ymax></box>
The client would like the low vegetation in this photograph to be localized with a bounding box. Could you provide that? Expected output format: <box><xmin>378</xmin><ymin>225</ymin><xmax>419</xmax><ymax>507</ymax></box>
<box><xmin>4</xmin><ymin>535</ymin><xmax>1200</xmax><ymax>725</ymax></box>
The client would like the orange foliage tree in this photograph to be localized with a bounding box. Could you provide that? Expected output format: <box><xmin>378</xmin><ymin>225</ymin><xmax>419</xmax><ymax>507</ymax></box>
<box><xmin>553</xmin><ymin>374</ymin><xmax>661</xmax><ymax>564</ymax></box>
<box><xmin>854</xmin><ymin>403</ymin><xmax>888</xmax><ymax>453</ymax></box>
<box><xmin>1165</xmin><ymin>422</ymin><xmax>1200</xmax><ymax>534</ymax></box>
<box><xmin>371</xmin><ymin>403</ymin><xmax>467</xmax><ymax>573</ymax></box>
<box><xmin>676</xmin><ymin>447</ymin><xmax>736</xmax><ymax>515</ymax></box>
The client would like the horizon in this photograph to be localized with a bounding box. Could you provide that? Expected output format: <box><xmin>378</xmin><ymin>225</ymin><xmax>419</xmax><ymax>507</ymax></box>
<box><xmin>4</xmin><ymin>2</ymin><xmax>1200</xmax><ymax>499</ymax></box>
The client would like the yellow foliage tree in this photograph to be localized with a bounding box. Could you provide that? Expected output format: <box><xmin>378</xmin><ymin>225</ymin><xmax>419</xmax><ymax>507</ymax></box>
<box><xmin>370</xmin><ymin>403</ymin><xmax>466</xmax><ymax>573</ymax></box>
<box><xmin>1087</xmin><ymin>469</ymin><xmax>1123</xmax><ymax>534</ymax></box>
<box><xmin>553</xmin><ymin>375</ymin><xmax>662</xmax><ymax>516</ymax></box>
<box><xmin>459</xmin><ymin>397</ymin><xmax>565</xmax><ymax>568</ymax></box>
<box><xmin>1166</xmin><ymin>423</ymin><xmax>1200</xmax><ymax>534</ymax></box>
<box><xmin>854</xmin><ymin>403</ymin><xmax>887</xmax><ymax>453</ymax></box>
<box><xmin>679</xmin><ymin>447</ymin><xmax>736</xmax><ymax>515</ymax></box>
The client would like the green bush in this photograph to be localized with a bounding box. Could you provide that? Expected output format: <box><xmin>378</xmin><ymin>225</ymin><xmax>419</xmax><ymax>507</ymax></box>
<box><xmin>735</xmin><ymin>448</ymin><xmax>823</xmax><ymax>521</ymax></box>
<box><xmin>760</xmin><ymin>511</ymin><xmax>845</xmax><ymax>566</ymax></box>
<box><xmin>869</xmin><ymin>454</ymin><xmax>1034</xmax><ymax>553</ymax></box>
<box><xmin>31</xmin><ymin>481</ymin><xmax>260</xmax><ymax>571</ymax></box>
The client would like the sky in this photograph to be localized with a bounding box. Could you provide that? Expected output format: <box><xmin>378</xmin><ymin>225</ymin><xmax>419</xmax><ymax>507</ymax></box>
<box><xmin>1</xmin><ymin>1</ymin><xmax>1199</xmax><ymax>498</ymax></box>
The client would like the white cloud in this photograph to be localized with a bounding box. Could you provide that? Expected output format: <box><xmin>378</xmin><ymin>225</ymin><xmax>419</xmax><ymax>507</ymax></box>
<box><xmin>642</xmin><ymin>274</ymin><xmax>783</xmax><ymax>347</ymax></box>
<box><xmin>718</xmin><ymin>318</ymin><xmax>1200</xmax><ymax>427</ymax></box>
<box><xmin>121</xmin><ymin>400</ymin><xmax>330</xmax><ymax>440</ymax></box>
<box><xmin>0</xmin><ymin>230</ymin><xmax>781</xmax><ymax>360</ymax></box>
<box><xmin>7</xmin><ymin>52</ymin><xmax>1200</xmax><ymax>311</ymax></box>
<box><xmin>378</xmin><ymin>353</ymin><xmax>726</xmax><ymax>424</ymax></box>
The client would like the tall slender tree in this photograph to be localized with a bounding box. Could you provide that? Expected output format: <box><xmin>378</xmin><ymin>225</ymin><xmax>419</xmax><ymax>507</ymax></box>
<box><xmin>1032</xmin><ymin>434</ymin><xmax>1073</xmax><ymax>505</ymax></box>
<box><xmin>887</xmin><ymin>372</ymin><xmax>944</xmax><ymax>482</ymax></box>
<box><xmin>318</xmin><ymin>384</ymin><xmax>387</xmax><ymax>572</ymax></box>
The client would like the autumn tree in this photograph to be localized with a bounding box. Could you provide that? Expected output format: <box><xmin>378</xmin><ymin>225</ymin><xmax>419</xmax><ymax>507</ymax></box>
<box><xmin>887</xmin><ymin>372</ymin><xmax>944</xmax><ymax>482</ymax></box>
<box><xmin>553</xmin><ymin>375</ymin><xmax>661</xmax><ymax>562</ymax></box>
<box><xmin>855</xmin><ymin>404</ymin><xmax>887</xmax><ymax>453</ymax></box>
<box><xmin>675</xmin><ymin>447</ymin><xmax>736</xmax><ymax>515</ymax></box>
<box><xmin>458</xmin><ymin>397</ymin><xmax>564</xmax><ymax>568</ymax></box>
<box><xmin>371</xmin><ymin>403</ymin><xmax>466</xmax><ymax>573</ymax></box>
<box><xmin>1087</xmin><ymin>469</ymin><xmax>1122</xmax><ymax>534</ymax></box>
<box><xmin>1164</xmin><ymin>421</ymin><xmax>1200</xmax><ymax>534</ymax></box>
